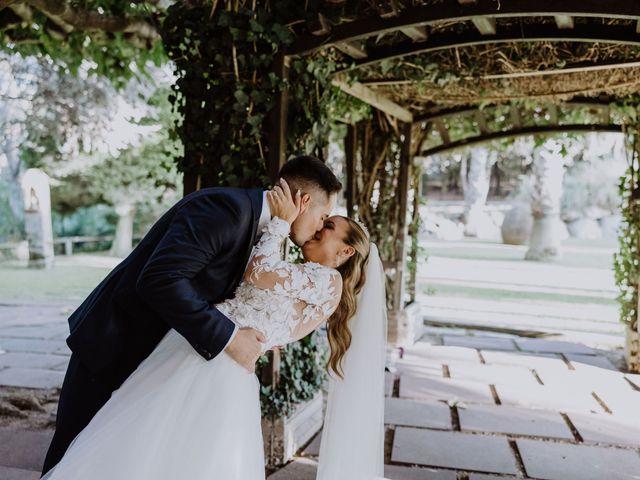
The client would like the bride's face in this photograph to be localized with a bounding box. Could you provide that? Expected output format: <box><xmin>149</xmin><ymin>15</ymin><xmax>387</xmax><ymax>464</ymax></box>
<box><xmin>302</xmin><ymin>215</ymin><xmax>355</xmax><ymax>267</ymax></box>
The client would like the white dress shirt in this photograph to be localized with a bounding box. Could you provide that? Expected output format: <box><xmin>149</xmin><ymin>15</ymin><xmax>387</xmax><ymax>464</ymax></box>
<box><xmin>222</xmin><ymin>190</ymin><xmax>271</xmax><ymax>352</ymax></box>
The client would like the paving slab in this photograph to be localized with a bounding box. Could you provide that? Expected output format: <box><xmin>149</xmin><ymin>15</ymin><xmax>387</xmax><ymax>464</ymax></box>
<box><xmin>468</xmin><ymin>475</ymin><xmax>518</xmax><ymax>480</ymax></box>
<box><xmin>0</xmin><ymin>338</ymin><xmax>65</xmax><ymax>355</ymax></box>
<box><xmin>534</xmin><ymin>368</ymin><xmax>630</xmax><ymax>394</ymax></box>
<box><xmin>399</xmin><ymin>375</ymin><xmax>494</xmax><ymax>404</ymax></box>
<box><xmin>565</xmin><ymin>353</ymin><xmax>618</xmax><ymax>371</ymax></box>
<box><xmin>302</xmin><ymin>432</ymin><xmax>321</xmax><ymax>456</ymax></box>
<box><xmin>0</xmin><ymin>466</ymin><xmax>40</xmax><ymax>480</ymax></box>
<box><xmin>384</xmin><ymin>464</ymin><xmax>457</xmax><ymax>480</ymax></box>
<box><xmin>0</xmin><ymin>367</ymin><xmax>65</xmax><ymax>389</ymax></box>
<box><xmin>0</xmin><ymin>427</ymin><xmax>53</xmax><ymax>471</ymax></box>
<box><xmin>391</xmin><ymin>427</ymin><xmax>519</xmax><ymax>475</ymax></box>
<box><xmin>480</xmin><ymin>350</ymin><xmax>567</xmax><ymax>370</ymax></box>
<box><xmin>267</xmin><ymin>457</ymin><xmax>317</xmax><ymax>480</ymax></box>
<box><xmin>0</xmin><ymin>324</ymin><xmax>68</xmax><ymax>340</ymax></box>
<box><xmin>567</xmin><ymin>412</ymin><xmax>640</xmax><ymax>447</ymax></box>
<box><xmin>594</xmin><ymin>389</ymin><xmax>640</xmax><ymax>419</ymax></box>
<box><xmin>625</xmin><ymin>373</ymin><xmax>640</xmax><ymax>390</ymax></box>
<box><xmin>396</xmin><ymin>359</ymin><xmax>444</xmax><ymax>379</ymax></box>
<box><xmin>0</xmin><ymin>352</ymin><xmax>68</xmax><ymax>371</ymax></box>
<box><xmin>443</xmin><ymin>336</ymin><xmax>517</xmax><ymax>351</ymax></box>
<box><xmin>515</xmin><ymin>339</ymin><xmax>595</xmax><ymax>355</ymax></box>
<box><xmin>517</xmin><ymin>438</ymin><xmax>640</xmax><ymax>480</ymax></box>
<box><xmin>385</xmin><ymin>397</ymin><xmax>452</xmax><ymax>430</ymax></box>
<box><xmin>494</xmin><ymin>383</ymin><xmax>604</xmax><ymax>414</ymax></box>
<box><xmin>447</xmin><ymin>364</ymin><xmax>540</xmax><ymax>387</ymax></box>
<box><xmin>458</xmin><ymin>404</ymin><xmax>573</xmax><ymax>439</ymax></box>
<box><xmin>403</xmin><ymin>345</ymin><xmax>480</xmax><ymax>363</ymax></box>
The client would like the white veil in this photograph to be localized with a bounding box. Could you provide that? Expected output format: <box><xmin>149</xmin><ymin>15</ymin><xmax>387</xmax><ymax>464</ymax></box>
<box><xmin>316</xmin><ymin>243</ymin><xmax>387</xmax><ymax>480</ymax></box>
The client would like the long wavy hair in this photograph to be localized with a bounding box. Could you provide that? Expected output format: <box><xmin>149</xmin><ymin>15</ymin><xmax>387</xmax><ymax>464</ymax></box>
<box><xmin>326</xmin><ymin>217</ymin><xmax>371</xmax><ymax>379</ymax></box>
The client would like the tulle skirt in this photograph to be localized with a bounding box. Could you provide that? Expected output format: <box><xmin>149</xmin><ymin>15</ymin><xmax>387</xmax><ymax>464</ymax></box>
<box><xmin>43</xmin><ymin>329</ymin><xmax>265</xmax><ymax>479</ymax></box>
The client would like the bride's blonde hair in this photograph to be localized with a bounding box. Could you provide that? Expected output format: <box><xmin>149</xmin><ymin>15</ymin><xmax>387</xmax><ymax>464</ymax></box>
<box><xmin>326</xmin><ymin>217</ymin><xmax>371</xmax><ymax>379</ymax></box>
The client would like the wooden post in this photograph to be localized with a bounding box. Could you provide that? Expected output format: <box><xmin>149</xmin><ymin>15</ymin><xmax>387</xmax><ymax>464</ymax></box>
<box><xmin>407</xmin><ymin>162</ymin><xmax>422</xmax><ymax>303</ymax></box>
<box><xmin>345</xmin><ymin>123</ymin><xmax>357</xmax><ymax>218</ymax></box>
<box><xmin>394</xmin><ymin>122</ymin><xmax>413</xmax><ymax>311</ymax></box>
<box><xmin>267</xmin><ymin>54</ymin><xmax>290</xmax><ymax>183</ymax></box>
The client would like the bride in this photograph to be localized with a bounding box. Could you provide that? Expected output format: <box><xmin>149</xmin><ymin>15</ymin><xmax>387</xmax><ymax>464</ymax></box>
<box><xmin>42</xmin><ymin>184</ymin><xmax>387</xmax><ymax>480</ymax></box>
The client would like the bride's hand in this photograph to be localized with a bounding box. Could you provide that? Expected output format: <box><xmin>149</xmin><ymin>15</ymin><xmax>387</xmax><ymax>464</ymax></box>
<box><xmin>267</xmin><ymin>178</ymin><xmax>302</xmax><ymax>225</ymax></box>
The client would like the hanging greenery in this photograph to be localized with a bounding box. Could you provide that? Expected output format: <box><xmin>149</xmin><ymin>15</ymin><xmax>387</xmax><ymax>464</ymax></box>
<box><xmin>159</xmin><ymin>0</ymin><xmax>359</xmax><ymax>418</ymax></box>
<box><xmin>613</xmin><ymin>109</ymin><xmax>640</xmax><ymax>332</ymax></box>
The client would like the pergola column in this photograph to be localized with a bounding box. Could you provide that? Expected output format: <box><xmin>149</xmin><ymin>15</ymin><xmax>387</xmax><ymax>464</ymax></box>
<box><xmin>387</xmin><ymin>122</ymin><xmax>423</xmax><ymax>346</ymax></box>
<box><xmin>267</xmin><ymin>53</ymin><xmax>290</xmax><ymax>183</ymax></box>
<box><xmin>345</xmin><ymin>122</ymin><xmax>357</xmax><ymax>218</ymax></box>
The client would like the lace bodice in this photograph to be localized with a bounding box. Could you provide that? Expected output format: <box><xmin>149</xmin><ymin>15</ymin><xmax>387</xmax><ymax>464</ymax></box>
<box><xmin>215</xmin><ymin>217</ymin><xmax>342</xmax><ymax>352</ymax></box>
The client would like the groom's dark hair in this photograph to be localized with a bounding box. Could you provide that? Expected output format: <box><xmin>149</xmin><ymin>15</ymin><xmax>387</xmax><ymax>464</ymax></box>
<box><xmin>278</xmin><ymin>155</ymin><xmax>342</xmax><ymax>199</ymax></box>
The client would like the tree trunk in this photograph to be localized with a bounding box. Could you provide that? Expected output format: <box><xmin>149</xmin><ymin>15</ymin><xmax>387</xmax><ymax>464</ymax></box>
<box><xmin>525</xmin><ymin>140</ymin><xmax>566</xmax><ymax>262</ymax></box>
<box><xmin>110</xmin><ymin>203</ymin><xmax>136</xmax><ymax>257</ymax></box>
<box><xmin>462</xmin><ymin>147</ymin><xmax>492</xmax><ymax>237</ymax></box>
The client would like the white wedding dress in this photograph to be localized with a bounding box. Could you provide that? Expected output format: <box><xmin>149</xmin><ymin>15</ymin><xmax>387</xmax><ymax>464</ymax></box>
<box><xmin>43</xmin><ymin>217</ymin><xmax>342</xmax><ymax>480</ymax></box>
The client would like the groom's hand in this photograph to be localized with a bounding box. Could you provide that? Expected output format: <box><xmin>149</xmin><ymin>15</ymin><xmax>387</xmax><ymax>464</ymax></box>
<box><xmin>225</xmin><ymin>327</ymin><xmax>266</xmax><ymax>373</ymax></box>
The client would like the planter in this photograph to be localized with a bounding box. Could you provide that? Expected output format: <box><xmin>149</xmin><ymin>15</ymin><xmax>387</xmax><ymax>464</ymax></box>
<box><xmin>387</xmin><ymin>301</ymin><xmax>423</xmax><ymax>348</ymax></box>
<box><xmin>261</xmin><ymin>391</ymin><xmax>324</xmax><ymax>468</ymax></box>
<box><xmin>625</xmin><ymin>324</ymin><xmax>640</xmax><ymax>373</ymax></box>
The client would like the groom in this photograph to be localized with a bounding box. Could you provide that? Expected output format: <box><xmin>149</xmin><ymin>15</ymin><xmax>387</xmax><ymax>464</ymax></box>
<box><xmin>41</xmin><ymin>155</ymin><xmax>342</xmax><ymax>476</ymax></box>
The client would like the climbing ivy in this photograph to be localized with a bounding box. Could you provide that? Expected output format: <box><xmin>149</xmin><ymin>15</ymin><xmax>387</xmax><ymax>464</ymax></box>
<box><xmin>613</xmin><ymin>103</ymin><xmax>640</xmax><ymax>331</ymax></box>
<box><xmin>159</xmin><ymin>1</ymin><xmax>358</xmax><ymax>419</ymax></box>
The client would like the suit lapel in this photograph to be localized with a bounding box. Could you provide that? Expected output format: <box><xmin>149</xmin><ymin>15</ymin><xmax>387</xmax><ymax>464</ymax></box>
<box><xmin>228</xmin><ymin>188</ymin><xmax>264</xmax><ymax>291</ymax></box>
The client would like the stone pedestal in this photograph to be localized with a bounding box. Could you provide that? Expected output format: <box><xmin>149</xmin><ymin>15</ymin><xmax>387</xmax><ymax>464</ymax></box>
<box><xmin>387</xmin><ymin>302</ymin><xmax>423</xmax><ymax>348</ymax></box>
<box><xmin>625</xmin><ymin>325</ymin><xmax>640</xmax><ymax>373</ymax></box>
<box><xmin>20</xmin><ymin>169</ymin><xmax>54</xmax><ymax>269</ymax></box>
<box><xmin>262</xmin><ymin>391</ymin><xmax>324</xmax><ymax>468</ymax></box>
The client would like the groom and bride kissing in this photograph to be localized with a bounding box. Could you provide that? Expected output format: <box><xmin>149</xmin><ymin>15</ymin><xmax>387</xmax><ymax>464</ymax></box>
<box><xmin>41</xmin><ymin>155</ymin><xmax>388</xmax><ymax>480</ymax></box>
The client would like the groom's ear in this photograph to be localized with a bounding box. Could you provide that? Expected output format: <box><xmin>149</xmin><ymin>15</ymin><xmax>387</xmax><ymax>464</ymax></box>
<box><xmin>299</xmin><ymin>193</ymin><xmax>311</xmax><ymax>213</ymax></box>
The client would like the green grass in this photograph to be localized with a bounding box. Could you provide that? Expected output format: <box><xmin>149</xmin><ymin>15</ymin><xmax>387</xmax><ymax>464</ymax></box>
<box><xmin>0</xmin><ymin>263</ymin><xmax>111</xmax><ymax>301</ymax></box>
<box><xmin>421</xmin><ymin>282</ymin><xmax>617</xmax><ymax>306</ymax></box>
<box><xmin>422</xmin><ymin>243</ymin><xmax>616</xmax><ymax>269</ymax></box>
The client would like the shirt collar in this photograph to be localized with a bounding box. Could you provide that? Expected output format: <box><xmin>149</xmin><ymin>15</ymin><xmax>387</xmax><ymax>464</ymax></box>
<box><xmin>257</xmin><ymin>190</ymin><xmax>272</xmax><ymax>237</ymax></box>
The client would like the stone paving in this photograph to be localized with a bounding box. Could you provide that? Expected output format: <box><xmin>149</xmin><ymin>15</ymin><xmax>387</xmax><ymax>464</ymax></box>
<box><xmin>2</xmin><ymin>300</ymin><xmax>640</xmax><ymax>479</ymax></box>
<box><xmin>281</xmin><ymin>329</ymin><xmax>640</xmax><ymax>480</ymax></box>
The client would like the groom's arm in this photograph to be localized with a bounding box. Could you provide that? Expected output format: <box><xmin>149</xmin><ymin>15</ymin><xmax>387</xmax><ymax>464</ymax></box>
<box><xmin>136</xmin><ymin>193</ymin><xmax>246</xmax><ymax>361</ymax></box>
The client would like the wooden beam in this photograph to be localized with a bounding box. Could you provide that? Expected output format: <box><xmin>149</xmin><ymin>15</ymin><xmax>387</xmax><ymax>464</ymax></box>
<box><xmin>267</xmin><ymin>54</ymin><xmax>289</xmax><ymax>183</ymax></box>
<box><xmin>400</xmin><ymin>25</ymin><xmax>428</xmax><ymax>41</ymax></box>
<box><xmin>335</xmin><ymin>40</ymin><xmax>367</xmax><ymax>59</ymax></box>
<box><xmin>420</xmin><ymin>124</ymin><xmax>623</xmax><ymax>157</ymax></box>
<box><xmin>600</xmin><ymin>105</ymin><xmax>610</xmax><ymax>124</ymax></box>
<box><xmin>482</xmin><ymin>59</ymin><xmax>640</xmax><ymax>80</ymax></box>
<box><xmin>332</xmin><ymin>78</ymin><xmax>414</xmax><ymax>122</ymax></box>
<box><xmin>434</xmin><ymin>118</ymin><xmax>451</xmax><ymax>144</ymax></box>
<box><xmin>342</xmin><ymin>22</ymin><xmax>640</xmax><ymax>71</ymax></box>
<box><xmin>413</xmin><ymin>99</ymin><xmax>613</xmax><ymax>124</ymax></box>
<box><xmin>345</xmin><ymin>123</ymin><xmax>357</xmax><ymax>218</ymax></box>
<box><xmin>289</xmin><ymin>0</ymin><xmax>640</xmax><ymax>57</ymax></box>
<box><xmin>555</xmin><ymin>15</ymin><xmax>575</xmax><ymax>29</ymax></box>
<box><xmin>471</xmin><ymin>16</ymin><xmax>496</xmax><ymax>35</ymax></box>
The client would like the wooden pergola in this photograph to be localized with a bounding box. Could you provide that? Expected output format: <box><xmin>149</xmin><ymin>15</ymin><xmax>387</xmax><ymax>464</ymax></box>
<box><xmin>262</xmin><ymin>0</ymin><xmax>640</xmax><ymax>345</ymax></box>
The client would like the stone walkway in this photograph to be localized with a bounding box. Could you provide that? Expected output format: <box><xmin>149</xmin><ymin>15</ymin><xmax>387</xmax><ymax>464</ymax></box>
<box><xmin>272</xmin><ymin>329</ymin><xmax>640</xmax><ymax>480</ymax></box>
<box><xmin>2</xmin><ymin>301</ymin><xmax>640</xmax><ymax>479</ymax></box>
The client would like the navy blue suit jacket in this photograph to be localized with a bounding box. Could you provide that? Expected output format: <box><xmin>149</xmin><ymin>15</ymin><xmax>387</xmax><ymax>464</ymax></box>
<box><xmin>65</xmin><ymin>187</ymin><xmax>264</xmax><ymax>388</ymax></box>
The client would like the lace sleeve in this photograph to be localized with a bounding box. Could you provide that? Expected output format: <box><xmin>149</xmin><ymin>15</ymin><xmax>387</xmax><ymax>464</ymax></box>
<box><xmin>244</xmin><ymin>216</ymin><xmax>342</xmax><ymax>340</ymax></box>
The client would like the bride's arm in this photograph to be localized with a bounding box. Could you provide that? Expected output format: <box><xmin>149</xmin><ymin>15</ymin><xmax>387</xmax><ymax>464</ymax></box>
<box><xmin>244</xmin><ymin>217</ymin><xmax>341</xmax><ymax>302</ymax></box>
<box><xmin>244</xmin><ymin>216</ymin><xmax>342</xmax><ymax>335</ymax></box>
